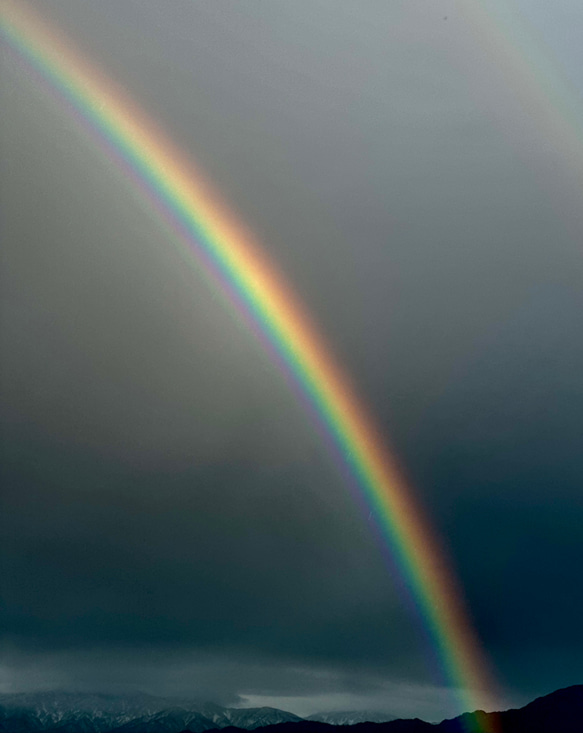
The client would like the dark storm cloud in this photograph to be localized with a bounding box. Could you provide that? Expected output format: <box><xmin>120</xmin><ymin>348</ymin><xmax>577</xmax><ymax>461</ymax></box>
<box><xmin>1</xmin><ymin>432</ymin><xmax>423</xmax><ymax>668</ymax></box>
<box><xmin>1</xmin><ymin>0</ymin><xmax>583</xmax><ymax>719</ymax></box>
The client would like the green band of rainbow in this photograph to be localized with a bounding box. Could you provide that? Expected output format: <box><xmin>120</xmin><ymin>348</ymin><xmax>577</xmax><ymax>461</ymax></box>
<box><xmin>1</xmin><ymin>3</ymin><xmax>498</xmax><ymax>729</ymax></box>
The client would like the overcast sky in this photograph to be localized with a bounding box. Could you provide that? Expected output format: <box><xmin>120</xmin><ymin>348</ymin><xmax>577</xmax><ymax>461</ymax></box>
<box><xmin>1</xmin><ymin>0</ymin><xmax>582</xmax><ymax>722</ymax></box>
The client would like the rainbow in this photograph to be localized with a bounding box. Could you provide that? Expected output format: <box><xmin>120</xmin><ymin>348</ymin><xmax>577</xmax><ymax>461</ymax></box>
<box><xmin>0</xmin><ymin>2</ymin><xmax>499</xmax><ymax>729</ymax></box>
<box><xmin>457</xmin><ymin>0</ymin><xmax>583</xmax><ymax>189</ymax></box>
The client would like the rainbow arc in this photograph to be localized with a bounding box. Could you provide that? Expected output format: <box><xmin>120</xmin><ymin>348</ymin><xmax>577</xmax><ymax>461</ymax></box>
<box><xmin>1</xmin><ymin>3</ymin><xmax>503</xmax><ymax>730</ymax></box>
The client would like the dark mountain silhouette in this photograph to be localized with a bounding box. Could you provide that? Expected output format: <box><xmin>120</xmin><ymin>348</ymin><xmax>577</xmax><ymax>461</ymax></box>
<box><xmin>206</xmin><ymin>722</ymin><xmax>435</xmax><ymax>733</ymax></box>
<box><xmin>0</xmin><ymin>685</ymin><xmax>580</xmax><ymax>733</ymax></box>
<box><xmin>495</xmin><ymin>684</ymin><xmax>583</xmax><ymax>733</ymax></box>
<box><xmin>432</xmin><ymin>684</ymin><xmax>583</xmax><ymax>732</ymax></box>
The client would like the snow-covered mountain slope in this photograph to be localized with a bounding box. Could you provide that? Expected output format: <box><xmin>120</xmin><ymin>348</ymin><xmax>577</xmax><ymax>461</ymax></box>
<box><xmin>220</xmin><ymin>706</ymin><xmax>302</xmax><ymax>728</ymax></box>
<box><xmin>0</xmin><ymin>692</ymin><xmax>166</xmax><ymax>731</ymax></box>
<box><xmin>113</xmin><ymin>707</ymin><xmax>217</xmax><ymax>732</ymax></box>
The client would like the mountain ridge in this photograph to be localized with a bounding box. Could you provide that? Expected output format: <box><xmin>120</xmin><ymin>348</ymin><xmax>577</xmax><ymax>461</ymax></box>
<box><xmin>0</xmin><ymin>685</ymin><xmax>580</xmax><ymax>733</ymax></box>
